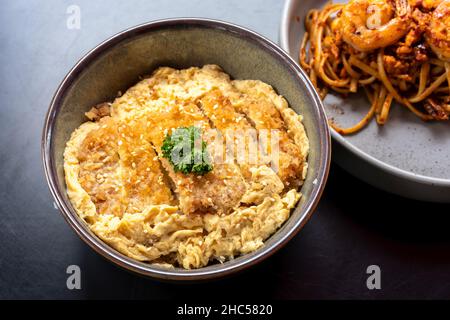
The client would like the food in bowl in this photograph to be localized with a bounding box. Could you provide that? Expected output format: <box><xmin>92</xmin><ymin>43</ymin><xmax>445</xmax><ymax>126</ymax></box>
<box><xmin>64</xmin><ymin>65</ymin><xmax>309</xmax><ymax>269</ymax></box>
<box><xmin>300</xmin><ymin>0</ymin><xmax>450</xmax><ymax>135</ymax></box>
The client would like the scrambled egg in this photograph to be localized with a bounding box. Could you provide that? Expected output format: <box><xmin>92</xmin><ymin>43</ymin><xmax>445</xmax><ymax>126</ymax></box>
<box><xmin>64</xmin><ymin>65</ymin><xmax>309</xmax><ymax>269</ymax></box>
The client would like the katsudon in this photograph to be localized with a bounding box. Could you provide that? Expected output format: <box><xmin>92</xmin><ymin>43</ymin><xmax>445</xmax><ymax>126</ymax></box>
<box><xmin>64</xmin><ymin>65</ymin><xmax>309</xmax><ymax>269</ymax></box>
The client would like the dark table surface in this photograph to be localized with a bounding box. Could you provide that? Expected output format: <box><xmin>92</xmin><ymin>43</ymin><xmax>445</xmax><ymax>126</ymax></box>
<box><xmin>1</xmin><ymin>0</ymin><xmax>449</xmax><ymax>300</ymax></box>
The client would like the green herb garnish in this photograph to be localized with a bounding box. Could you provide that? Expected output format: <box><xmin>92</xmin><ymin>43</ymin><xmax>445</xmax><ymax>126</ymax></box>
<box><xmin>161</xmin><ymin>126</ymin><xmax>213</xmax><ymax>175</ymax></box>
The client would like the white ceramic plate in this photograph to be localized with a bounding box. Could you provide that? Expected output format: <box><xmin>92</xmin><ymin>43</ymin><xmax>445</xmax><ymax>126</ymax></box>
<box><xmin>280</xmin><ymin>0</ymin><xmax>450</xmax><ymax>202</ymax></box>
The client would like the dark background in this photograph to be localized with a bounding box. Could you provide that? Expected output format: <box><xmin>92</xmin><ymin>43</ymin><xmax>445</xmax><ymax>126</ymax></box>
<box><xmin>1</xmin><ymin>0</ymin><xmax>449</xmax><ymax>299</ymax></box>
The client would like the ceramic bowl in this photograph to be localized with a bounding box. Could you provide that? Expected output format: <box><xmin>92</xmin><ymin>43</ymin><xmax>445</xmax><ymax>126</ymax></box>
<box><xmin>42</xmin><ymin>18</ymin><xmax>330</xmax><ymax>280</ymax></box>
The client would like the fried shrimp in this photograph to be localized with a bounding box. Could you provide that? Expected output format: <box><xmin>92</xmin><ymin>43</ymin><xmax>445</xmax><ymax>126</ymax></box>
<box><xmin>333</xmin><ymin>0</ymin><xmax>411</xmax><ymax>52</ymax></box>
<box><xmin>426</xmin><ymin>0</ymin><xmax>450</xmax><ymax>61</ymax></box>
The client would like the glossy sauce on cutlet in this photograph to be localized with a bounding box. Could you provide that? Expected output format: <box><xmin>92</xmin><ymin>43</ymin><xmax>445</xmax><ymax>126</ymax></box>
<box><xmin>199</xmin><ymin>90</ymin><xmax>260</xmax><ymax>180</ymax></box>
<box><xmin>77</xmin><ymin>117</ymin><xmax>125</xmax><ymax>217</ymax></box>
<box><xmin>77</xmin><ymin>116</ymin><xmax>173</xmax><ymax>217</ymax></box>
<box><xmin>232</xmin><ymin>95</ymin><xmax>304</xmax><ymax>188</ymax></box>
<box><xmin>117</xmin><ymin>119</ymin><xmax>174</xmax><ymax>212</ymax></box>
<box><xmin>138</xmin><ymin>99</ymin><xmax>247</xmax><ymax>215</ymax></box>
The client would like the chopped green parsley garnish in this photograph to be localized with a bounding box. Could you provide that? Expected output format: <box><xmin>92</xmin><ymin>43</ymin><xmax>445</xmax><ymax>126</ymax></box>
<box><xmin>161</xmin><ymin>126</ymin><xmax>213</xmax><ymax>175</ymax></box>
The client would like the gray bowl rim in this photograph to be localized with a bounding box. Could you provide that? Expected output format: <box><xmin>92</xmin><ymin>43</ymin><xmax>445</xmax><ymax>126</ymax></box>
<box><xmin>280</xmin><ymin>0</ymin><xmax>450</xmax><ymax>188</ymax></box>
<box><xmin>42</xmin><ymin>17</ymin><xmax>331</xmax><ymax>281</ymax></box>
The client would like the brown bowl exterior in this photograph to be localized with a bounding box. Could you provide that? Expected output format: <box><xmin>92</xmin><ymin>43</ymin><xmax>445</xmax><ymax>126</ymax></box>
<box><xmin>42</xmin><ymin>18</ymin><xmax>330</xmax><ymax>281</ymax></box>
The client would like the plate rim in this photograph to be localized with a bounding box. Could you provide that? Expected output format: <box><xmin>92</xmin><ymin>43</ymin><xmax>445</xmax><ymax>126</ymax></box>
<box><xmin>279</xmin><ymin>0</ymin><xmax>450</xmax><ymax>188</ymax></box>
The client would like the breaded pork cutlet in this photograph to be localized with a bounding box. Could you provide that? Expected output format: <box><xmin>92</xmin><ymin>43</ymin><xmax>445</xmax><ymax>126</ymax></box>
<box><xmin>199</xmin><ymin>89</ymin><xmax>259</xmax><ymax>180</ymax></box>
<box><xmin>107</xmin><ymin>65</ymin><xmax>307</xmax><ymax>212</ymax></box>
<box><xmin>160</xmin><ymin>65</ymin><xmax>307</xmax><ymax>189</ymax></box>
<box><xmin>137</xmin><ymin>99</ymin><xmax>247</xmax><ymax>215</ymax></box>
<box><xmin>117</xmin><ymin>118</ymin><xmax>175</xmax><ymax>212</ymax></box>
<box><xmin>231</xmin><ymin>80</ymin><xmax>308</xmax><ymax>188</ymax></box>
<box><xmin>111</xmin><ymin>67</ymin><xmax>248</xmax><ymax>215</ymax></box>
<box><xmin>76</xmin><ymin>116</ymin><xmax>173</xmax><ymax>217</ymax></box>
